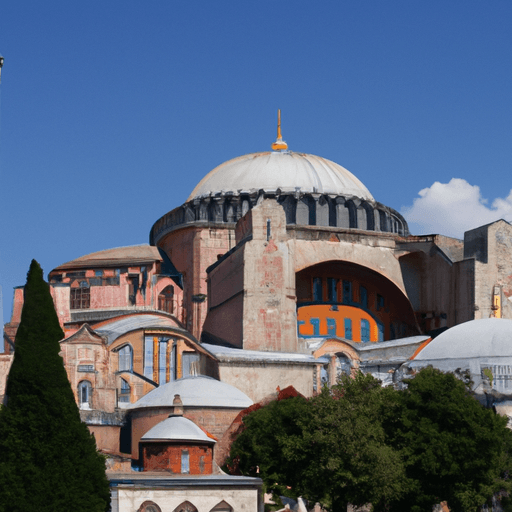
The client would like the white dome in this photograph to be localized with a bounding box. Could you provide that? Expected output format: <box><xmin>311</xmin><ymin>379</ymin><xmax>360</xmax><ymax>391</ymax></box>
<box><xmin>130</xmin><ymin>376</ymin><xmax>253</xmax><ymax>409</ymax></box>
<box><xmin>415</xmin><ymin>318</ymin><xmax>512</xmax><ymax>360</ymax></box>
<box><xmin>141</xmin><ymin>415</ymin><xmax>215</xmax><ymax>443</ymax></box>
<box><xmin>187</xmin><ymin>151</ymin><xmax>374</xmax><ymax>202</ymax></box>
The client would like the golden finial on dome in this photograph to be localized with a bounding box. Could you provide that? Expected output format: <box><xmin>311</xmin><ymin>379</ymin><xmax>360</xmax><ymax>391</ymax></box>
<box><xmin>271</xmin><ymin>109</ymin><xmax>288</xmax><ymax>151</ymax></box>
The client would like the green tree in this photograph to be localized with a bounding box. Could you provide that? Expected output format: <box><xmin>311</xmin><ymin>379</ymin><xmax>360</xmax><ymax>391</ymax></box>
<box><xmin>388</xmin><ymin>367</ymin><xmax>512</xmax><ymax>512</ymax></box>
<box><xmin>226</xmin><ymin>393</ymin><xmax>312</xmax><ymax>501</ymax></box>
<box><xmin>227</xmin><ymin>372</ymin><xmax>406</xmax><ymax>511</ymax></box>
<box><xmin>0</xmin><ymin>260</ymin><xmax>110</xmax><ymax>512</ymax></box>
<box><xmin>302</xmin><ymin>373</ymin><xmax>406</xmax><ymax>511</ymax></box>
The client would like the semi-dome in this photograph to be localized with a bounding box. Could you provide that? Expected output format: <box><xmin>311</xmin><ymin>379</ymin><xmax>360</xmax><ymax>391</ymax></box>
<box><xmin>141</xmin><ymin>415</ymin><xmax>215</xmax><ymax>443</ymax></box>
<box><xmin>414</xmin><ymin>318</ymin><xmax>512</xmax><ymax>361</ymax></box>
<box><xmin>129</xmin><ymin>375</ymin><xmax>253</xmax><ymax>409</ymax></box>
<box><xmin>187</xmin><ymin>151</ymin><xmax>374</xmax><ymax>202</ymax></box>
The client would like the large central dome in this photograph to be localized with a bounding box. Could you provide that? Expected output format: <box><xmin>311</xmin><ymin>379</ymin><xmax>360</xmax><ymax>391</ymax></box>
<box><xmin>187</xmin><ymin>151</ymin><xmax>374</xmax><ymax>202</ymax></box>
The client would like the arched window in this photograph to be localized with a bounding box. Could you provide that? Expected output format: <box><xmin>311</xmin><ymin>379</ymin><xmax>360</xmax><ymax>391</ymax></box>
<box><xmin>210</xmin><ymin>501</ymin><xmax>233</xmax><ymax>512</ymax></box>
<box><xmin>336</xmin><ymin>353</ymin><xmax>352</xmax><ymax>377</ymax></box>
<box><xmin>172</xmin><ymin>502</ymin><xmax>198</xmax><ymax>512</ymax></box>
<box><xmin>78</xmin><ymin>380</ymin><xmax>92</xmax><ymax>409</ymax></box>
<box><xmin>118</xmin><ymin>345</ymin><xmax>133</xmax><ymax>371</ymax></box>
<box><xmin>158</xmin><ymin>285</ymin><xmax>175</xmax><ymax>314</ymax></box>
<box><xmin>137</xmin><ymin>501</ymin><xmax>162</xmax><ymax>512</ymax></box>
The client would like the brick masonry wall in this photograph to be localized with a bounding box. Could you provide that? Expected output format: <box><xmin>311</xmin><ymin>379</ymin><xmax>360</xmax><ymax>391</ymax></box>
<box><xmin>142</xmin><ymin>442</ymin><xmax>213</xmax><ymax>474</ymax></box>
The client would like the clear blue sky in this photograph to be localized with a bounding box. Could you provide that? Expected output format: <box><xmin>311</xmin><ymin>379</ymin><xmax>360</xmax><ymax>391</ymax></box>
<box><xmin>1</xmin><ymin>1</ymin><xmax>512</xmax><ymax>323</ymax></box>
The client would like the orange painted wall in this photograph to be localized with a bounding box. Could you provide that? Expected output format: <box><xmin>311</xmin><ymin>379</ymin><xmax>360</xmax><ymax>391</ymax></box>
<box><xmin>298</xmin><ymin>304</ymin><xmax>379</xmax><ymax>342</ymax></box>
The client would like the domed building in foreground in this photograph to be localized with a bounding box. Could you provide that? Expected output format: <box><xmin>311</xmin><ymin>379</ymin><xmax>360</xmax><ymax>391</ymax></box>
<box><xmin>3</xmin><ymin>114</ymin><xmax>512</xmax><ymax>510</ymax></box>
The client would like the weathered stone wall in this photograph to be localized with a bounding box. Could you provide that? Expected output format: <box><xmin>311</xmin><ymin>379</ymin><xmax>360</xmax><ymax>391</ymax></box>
<box><xmin>114</xmin><ymin>486</ymin><xmax>260</xmax><ymax>512</ymax></box>
<box><xmin>240</xmin><ymin>201</ymin><xmax>297</xmax><ymax>352</ymax></box>
<box><xmin>466</xmin><ymin>221</ymin><xmax>512</xmax><ymax>320</ymax></box>
<box><xmin>157</xmin><ymin>224</ymin><xmax>236</xmax><ymax>338</ymax></box>
<box><xmin>217</xmin><ymin>362</ymin><xmax>315</xmax><ymax>403</ymax></box>
<box><xmin>88</xmin><ymin>424</ymin><xmax>122</xmax><ymax>454</ymax></box>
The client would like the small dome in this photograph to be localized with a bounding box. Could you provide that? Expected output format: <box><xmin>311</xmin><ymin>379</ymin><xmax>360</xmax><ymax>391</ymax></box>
<box><xmin>415</xmin><ymin>318</ymin><xmax>512</xmax><ymax>360</ymax></box>
<box><xmin>187</xmin><ymin>151</ymin><xmax>374</xmax><ymax>202</ymax></box>
<box><xmin>130</xmin><ymin>376</ymin><xmax>253</xmax><ymax>409</ymax></box>
<box><xmin>141</xmin><ymin>415</ymin><xmax>215</xmax><ymax>443</ymax></box>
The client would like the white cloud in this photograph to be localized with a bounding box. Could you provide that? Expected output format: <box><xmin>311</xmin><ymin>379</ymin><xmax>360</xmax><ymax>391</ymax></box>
<box><xmin>401</xmin><ymin>178</ymin><xmax>512</xmax><ymax>239</ymax></box>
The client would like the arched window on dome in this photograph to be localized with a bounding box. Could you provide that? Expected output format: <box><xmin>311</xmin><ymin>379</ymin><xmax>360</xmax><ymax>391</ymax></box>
<box><xmin>361</xmin><ymin>202</ymin><xmax>375</xmax><ymax>231</ymax></box>
<box><xmin>199</xmin><ymin>201</ymin><xmax>209</xmax><ymax>221</ymax></box>
<box><xmin>297</xmin><ymin>196</ymin><xmax>316</xmax><ymax>226</ymax></box>
<box><xmin>278</xmin><ymin>195</ymin><xmax>297</xmax><ymax>224</ymax></box>
<box><xmin>224</xmin><ymin>201</ymin><xmax>236</xmax><ymax>222</ymax></box>
<box><xmin>78</xmin><ymin>380</ymin><xmax>92</xmax><ymax>410</ymax></box>
<box><xmin>345</xmin><ymin>200</ymin><xmax>357</xmax><ymax>229</ymax></box>
<box><xmin>316</xmin><ymin>196</ymin><xmax>329</xmax><ymax>227</ymax></box>
<box><xmin>158</xmin><ymin>285</ymin><xmax>175</xmax><ymax>315</ymax></box>
<box><xmin>378</xmin><ymin>210</ymin><xmax>389</xmax><ymax>232</ymax></box>
<box><xmin>241</xmin><ymin>197</ymin><xmax>251</xmax><ymax>217</ymax></box>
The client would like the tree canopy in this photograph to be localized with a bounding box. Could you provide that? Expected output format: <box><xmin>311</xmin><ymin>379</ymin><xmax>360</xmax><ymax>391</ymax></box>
<box><xmin>227</xmin><ymin>368</ymin><xmax>512</xmax><ymax>512</ymax></box>
<box><xmin>0</xmin><ymin>260</ymin><xmax>110</xmax><ymax>512</ymax></box>
<box><xmin>388</xmin><ymin>367</ymin><xmax>512</xmax><ymax>512</ymax></box>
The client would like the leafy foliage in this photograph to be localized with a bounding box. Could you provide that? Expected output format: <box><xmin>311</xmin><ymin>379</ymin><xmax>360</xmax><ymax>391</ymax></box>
<box><xmin>227</xmin><ymin>368</ymin><xmax>512</xmax><ymax>512</ymax></box>
<box><xmin>388</xmin><ymin>367</ymin><xmax>512</xmax><ymax>512</ymax></box>
<box><xmin>0</xmin><ymin>260</ymin><xmax>110</xmax><ymax>512</ymax></box>
<box><xmin>227</xmin><ymin>372</ymin><xmax>406</xmax><ymax>511</ymax></box>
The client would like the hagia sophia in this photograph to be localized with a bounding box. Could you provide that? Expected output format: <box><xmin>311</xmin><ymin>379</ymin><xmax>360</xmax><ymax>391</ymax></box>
<box><xmin>2</xmin><ymin>113</ymin><xmax>512</xmax><ymax>512</ymax></box>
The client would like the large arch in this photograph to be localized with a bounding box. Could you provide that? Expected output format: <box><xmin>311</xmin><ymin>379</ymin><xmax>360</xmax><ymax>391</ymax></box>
<box><xmin>296</xmin><ymin>260</ymin><xmax>419</xmax><ymax>341</ymax></box>
<box><xmin>292</xmin><ymin>238</ymin><xmax>409</xmax><ymax>297</ymax></box>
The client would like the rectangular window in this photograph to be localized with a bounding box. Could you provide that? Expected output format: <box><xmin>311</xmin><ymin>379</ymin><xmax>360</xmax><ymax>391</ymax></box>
<box><xmin>170</xmin><ymin>342</ymin><xmax>177</xmax><ymax>381</ymax></box>
<box><xmin>327</xmin><ymin>278</ymin><xmax>337</xmax><ymax>302</ymax></box>
<box><xmin>144</xmin><ymin>336</ymin><xmax>154</xmax><ymax>379</ymax></box>
<box><xmin>181</xmin><ymin>450</ymin><xmax>190</xmax><ymax>474</ymax></box>
<box><xmin>361</xmin><ymin>319</ymin><xmax>370</xmax><ymax>342</ymax></box>
<box><xmin>342</xmin><ymin>281</ymin><xmax>352</xmax><ymax>304</ymax></box>
<box><xmin>327</xmin><ymin>318</ymin><xmax>336</xmax><ymax>336</ymax></box>
<box><xmin>344</xmin><ymin>318</ymin><xmax>352</xmax><ymax>340</ymax></box>
<box><xmin>70</xmin><ymin>287</ymin><xmax>90</xmax><ymax>309</ymax></box>
<box><xmin>313</xmin><ymin>278</ymin><xmax>323</xmax><ymax>302</ymax></box>
<box><xmin>377</xmin><ymin>294</ymin><xmax>385</xmax><ymax>311</ymax></box>
<box><xmin>78</xmin><ymin>364</ymin><xmax>94</xmax><ymax>373</ymax></box>
<box><xmin>159</xmin><ymin>340</ymin><xmax>168</xmax><ymax>384</ymax></box>
<box><xmin>378</xmin><ymin>322</ymin><xmax>385</xmax><ymax>342</ymax></box>
<box><xmin>360</xmin><ymin>286</ymin><xmax>368</xmax><ymax>308</ymax></box>
<box><xmin>310</xmin><ymin>318</ymin><xmax>320</xmax><ymax>336</ymax></box>
<box><xmin>182</xmin><ymin>352</ymin><xmax>200</xmax><ymax>378</ymax></box>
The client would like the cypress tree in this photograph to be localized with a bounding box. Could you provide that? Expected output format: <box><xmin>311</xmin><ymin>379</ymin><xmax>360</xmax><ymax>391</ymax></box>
<box><xmin>0</xmin><ymin>260</ymin><xmax>110</xmax><ymax>512</ymax></box>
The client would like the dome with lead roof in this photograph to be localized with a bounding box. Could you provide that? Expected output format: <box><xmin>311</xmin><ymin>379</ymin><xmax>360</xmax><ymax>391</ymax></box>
<box><xmin>187</xmin><ymin>151</ymin><xmax>374</xmax><ymax>202</ymax></box>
